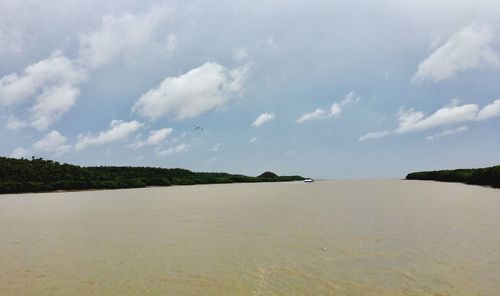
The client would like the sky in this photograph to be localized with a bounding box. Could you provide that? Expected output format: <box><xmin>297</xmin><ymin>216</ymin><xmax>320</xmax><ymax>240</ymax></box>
<box><xmin>1</xmin><ymin>0</ymin><xmax>500</xmax><ymax>178</ymax></box>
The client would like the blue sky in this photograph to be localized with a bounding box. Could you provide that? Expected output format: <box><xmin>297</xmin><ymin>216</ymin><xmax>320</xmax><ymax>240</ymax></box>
<box><xmin>1</xmin><ymin>0</ymin><xmax>500</xmax><ymax>178</ymax></box>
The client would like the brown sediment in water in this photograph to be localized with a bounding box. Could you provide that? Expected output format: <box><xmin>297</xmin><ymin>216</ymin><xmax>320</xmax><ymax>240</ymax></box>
<box><xmin>1</xmin><ymin>180</ymin><xmax>499</xmax><ymax>295</ymax></box>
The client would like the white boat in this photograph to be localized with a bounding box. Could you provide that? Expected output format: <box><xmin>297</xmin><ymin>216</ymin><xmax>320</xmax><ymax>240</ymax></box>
<box><xmin>304</xmin><ymin>178</ymin><xmax>315</xmax><ymax>183</ymax></box>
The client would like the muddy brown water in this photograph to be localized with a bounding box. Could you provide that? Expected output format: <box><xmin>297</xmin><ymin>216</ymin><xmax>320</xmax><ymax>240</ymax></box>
<box><xmin>1</xmin><ymin>180</ymin><xmax>499</xmax><ymax>295</ymax></box>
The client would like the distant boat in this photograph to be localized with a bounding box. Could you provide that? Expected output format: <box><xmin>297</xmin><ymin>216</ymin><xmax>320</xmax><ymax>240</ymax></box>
<box><xmin>304</xmin><ymin>178</ymin><xmax>315</xmax><ymax>183</ymax></box>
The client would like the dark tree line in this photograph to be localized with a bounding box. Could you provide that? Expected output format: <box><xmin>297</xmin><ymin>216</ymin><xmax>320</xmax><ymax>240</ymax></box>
<box><xmin>406</xmin><ymin>165</ymin><xmax>500</xmax><ymax>188</ymax></box>
<box><xmin>0</xmin><ymin>157</ymin><xmax>303</xmax><ymax>194</ymax></box>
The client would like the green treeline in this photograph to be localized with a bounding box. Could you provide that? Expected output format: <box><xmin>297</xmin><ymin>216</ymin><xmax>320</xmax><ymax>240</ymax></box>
<box><xmin>0</xmin><ymin>157</ymin><xmax>303</xmax><ymax>194</ymax></box>
<box><xmin>406</xmin><ymin>165</ymin><xmax>500</xmax><ymax>188</ymax></box>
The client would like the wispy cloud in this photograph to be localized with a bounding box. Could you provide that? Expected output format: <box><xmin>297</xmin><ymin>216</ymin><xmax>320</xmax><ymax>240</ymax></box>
<box><xmin>413</xmin><ymin>25</ymin><xmax>500</xmax><ymax>82</ymax></box>
<box><xmin>131</xmin><ymin>127</ymin><xmax>173</xmax><ymax>148</ymax></box>
<box><xmin>358</xmin><ymin>131</ymin><xmax>390</xmax><ymax>141</ymax></box>
<box><xmin>211</xmin><ymin>142</ymin><xmax>223</xmax><ymax>152</ymax></box>
<box><xmin>206</xmin><ymin>157</ymin><xmax>217</xmax><ymax>164</ymax></box>
<box><xmin>426</xmin><ymin>126</ymin><xmax>468</xmax><ymax>140</ymax></box>
<box><xmin>155</xmin><ymin>143</ymin><xmax>189</xmax><ymax>157</ymax></box>
<box><xmin>394</xmin><ymin>103</ymin><xmax>477</xmax><ymax>134</ymax></box>
<box><xmin>296</xmin><ymin>91</ymin><xmax>360</xmax><ymax>123</ymax></box>
<box><xmin>76</xmin><ymin>120</ymin><xmax>143</xmax><ymax>150</ymax></box>
<box><xmin>252</xmin><ymin>112</ymin><xmax>275</xmax><ymax>127</ymax></box>
<box><xmin>359</xmin><ymin>99</ymin><xmax>500</xmax><ymax>141</ymax></box>
<box><xmin>5</xmin><ymin>115</ymin><xmax>27</xmax><ymax>130</ymax></box>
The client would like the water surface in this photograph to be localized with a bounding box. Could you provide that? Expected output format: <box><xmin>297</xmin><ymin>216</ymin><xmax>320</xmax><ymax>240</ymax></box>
<box><xmin>1</xmin><ymin>180</ymin><xmax>499</xmax><ymax>295</ymax></box>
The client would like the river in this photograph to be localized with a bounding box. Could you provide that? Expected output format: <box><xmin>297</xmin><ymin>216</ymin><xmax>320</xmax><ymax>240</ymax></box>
<box><xmin>1</xmin><ymin>180</ymin><xmax>499</xmax><ymax>295</ymax></box>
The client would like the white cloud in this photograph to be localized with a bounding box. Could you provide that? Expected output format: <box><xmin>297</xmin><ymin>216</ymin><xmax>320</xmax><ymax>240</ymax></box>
<box><xmin>10</xmin><ymin>147</ymin><xmax>31</xmax><ymax>159</ymax></box>
<box><xmin>30</xmin><ymin>83</ymin><xmax>81</xmax><ymax>130</ymax></box>
<box><xmin>155</xmin><ymin>143</ymin><xmax>189</xmax><ymax>157</ymax></box>
<box><xmin>0</xmin><ymin>52</ymin><xmax>86</xmax><ymax>106</ymax></box>
<box><xmin>358</xmin><ymin>131</ymin><xmax>390</xmax><ymax>141</ymax></box>
<box><xmin>75</xmin><ymin>120</ymin><xmax>143</xmax><ymax>150</ymax></box>
<box><xmin>163</xmin><ymin>34</ymin><xmax>178</xmax><ymax>57</ymax></box>
<box><xmin>341</xmin><ymin>91</ymin><xmax>362</xmax><ymax>105</ymax></box>
<box><xmin>146</xmin><ymin>128</ymin><xmax>173</xmax><ymax>145</ymax></box>
<box><xmin>330</xmin><ymin>103</ymin><xmax>342</xmax><ymax>116</ymax></box>
<box><xmin>133</xmin><ymin>62</ymin><xmax>250</xmax><ymax>120</ymax></box>
<box><xmin>296</xmin><ymin>91</ymin><xmax>360</xmax><ymax>123</ymax></box>
<box><xmin>476</xmin><ymin>99</ymin><xmax>500</xmax><ymax>121</ymax></box>
<box><xmin>77</xmin><ymin>7</ymin><xmax>174</xmax><ymax>69</ymax></box>
<box><xmin>296</xmin><ymin>108</ymin><xmax>330</xmax><ymax>123</ymax></box>
<box><xmin>249</xmin><ymin>137</ymin><xmax>257</xmax><ymax>143</ymax></box>
<box><xmin>206</xmin><ymin>157</ymin><xmax>217</xmax><ymax>165</ymax></box>
<box><xmin>413</xmin><ymin>26</ymin><xmax>500</xmax><ymax>82</ymax></box>
<box><xmin>360</xmin><ymin>99</ymin><xmax>500</xmax><ymax>141</ymax></box>
<box><xmin>32</xmin><ymin>130</ymin><xmax>71</xmax><ymax>156</ymax></box>
<box><xmin>1</xmin><ymin>7</ymin><xmax>177</xmax><ymax>132</ymax></box>
<box><xmin>252</xmin><ymin>112</ymin><xmax>275</xmax><ymax>127</ymax></box>
<box><xmin>426</xmin><ymin>126</ymin><xmax>468</xmax><ymax>140</ymax></box>
<box><xmin>132</xmin><ymin>127</ymin><xmax>173</xmax><ymax>148</ymax></box>
<box><xmin>0</xmin><ymin>52</ymin><xmax>87</xmax><ymax>130</ymax></box>
<box><xmin>5</xmin><ymin>115</ymin><xmax>27</xmax><ymax>130</ymax></box>
<box><xmin>211</xmin><ymin>142</ymin><xmax>223</xmax><ymax>152</ymax></box>
<box><xmin>1</xmin><ymin>54</ymin><xmax>86</xmax><ymax>109</ymax></box>
<box><xmin>233</xmin><ymin>47</ymin><xmax>249</xmax><ymax>62</ymax></box>
<box><xmin>394</xmin><ymin>104</ymin><xmax>478</xmax><ymax>134</ymax></box>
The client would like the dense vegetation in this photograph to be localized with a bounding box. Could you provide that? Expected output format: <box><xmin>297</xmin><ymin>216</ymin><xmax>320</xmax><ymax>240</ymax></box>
<box><xmin>258</xmin><ymin>171</ymin><xmax>278</xmax><ymax>178</ymax></box>
<box><xmin>0</xmin><ymin>157</ymin><xmax>303</xmax><ymax>194</ymax></box>
<box><xmin>406</xmin><ymin>165</ymin><xmax>500</xmax><ymax>188</ymax></box>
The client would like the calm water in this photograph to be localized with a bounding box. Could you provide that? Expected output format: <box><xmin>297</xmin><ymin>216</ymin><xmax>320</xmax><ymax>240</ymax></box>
<box><xmin>1</xmin><ymin>180</ymin><xmax>499</xmax><ymax>295</ymax></box>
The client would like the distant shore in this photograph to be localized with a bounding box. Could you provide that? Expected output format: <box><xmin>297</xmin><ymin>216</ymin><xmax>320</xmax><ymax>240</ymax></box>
<box><xmin>0</xmin><ymin>156</ymin><xmax>303</xmax><ymax>194</ymax></box>
<box><xmin>406</xmin><ymin>165</ymin><xmax>500</xmax><ymax>188</ymax></box>
<box><xmin>2</xmin><ymin>180</ymin><xmax>309</xmax><ymax>196</ymax></box>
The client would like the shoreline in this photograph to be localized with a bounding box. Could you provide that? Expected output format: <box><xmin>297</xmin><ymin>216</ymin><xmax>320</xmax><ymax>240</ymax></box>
<box><xmin>3</xmin><ymin>178</ymin><xmax>499</xmax><ymax>197</ymax></box>
<box><xmin>0</xmin><ymin>179</ymin><xmax>308</xmax><ymax>196</ymax></box>
<box><xmin>406</xmin><ymin>165</ymin><xmax>500</xmax><ymax>189</ymax></box>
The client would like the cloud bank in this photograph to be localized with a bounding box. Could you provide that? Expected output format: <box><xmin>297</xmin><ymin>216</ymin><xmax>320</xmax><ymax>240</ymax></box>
<box><xmin>0</xmin><ymin>5</ymin><xmax>175</xmax><ymax>131</ymax></box>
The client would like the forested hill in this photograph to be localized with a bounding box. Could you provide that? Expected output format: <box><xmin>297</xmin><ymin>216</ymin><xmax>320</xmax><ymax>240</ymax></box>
<box><xmin>406</xmin><ymin>165</ymin><xmax>500</xmax><ymax>188</ymax></box>
<box><xmin>0</xmin><ymin>157</ymin><xmax>303</xmax><ymax>194</ymax></box>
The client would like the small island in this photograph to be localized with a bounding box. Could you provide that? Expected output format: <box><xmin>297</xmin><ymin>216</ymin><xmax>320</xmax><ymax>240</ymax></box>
<box><xmin>406</xmin><ymin>165</ymin><xmax>500</xmax><ymax>188</ymax></box>
<box><xmin>0</xmin><ymin>156</ymin><xmax>303</xmax><ymax>194</ymax></box>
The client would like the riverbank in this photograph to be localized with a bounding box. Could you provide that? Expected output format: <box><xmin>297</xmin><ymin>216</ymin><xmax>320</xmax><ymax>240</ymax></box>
<box><xmin>406</xmin><ymin>165</ymin><xmax>500</xmax><ymax>188</ymax></box>
<box><xmin>0</xmin><ymin>156</ymin><xmax>303</xmax><ymax>194</ymax></box>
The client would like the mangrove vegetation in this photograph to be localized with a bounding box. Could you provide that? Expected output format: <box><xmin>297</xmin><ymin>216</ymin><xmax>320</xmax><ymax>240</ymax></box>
<box><xmin>0</xmin><ymin>156</ymin><xmax>303</xmax><ymax>194</ymax></box>
<box><xmin>406</xmin><ymin>165</ymin><xmax>500</xmax><ymax>188</ymax></box>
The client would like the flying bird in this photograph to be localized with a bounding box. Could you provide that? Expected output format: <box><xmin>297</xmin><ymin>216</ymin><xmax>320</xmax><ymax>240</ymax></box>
<box><xmin>193</xmin><ymin>125</ymin><xmax>205</xmax><ymax>131</ymax></box>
